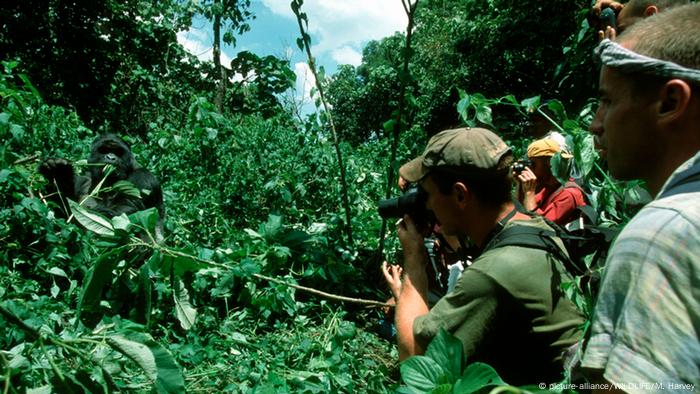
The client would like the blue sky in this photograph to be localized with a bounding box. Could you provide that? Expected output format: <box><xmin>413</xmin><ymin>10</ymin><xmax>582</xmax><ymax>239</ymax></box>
<box><xmin>177</xmin><ymin>0</ymin><xmax>407</xmax><ymax>108</ymax></box>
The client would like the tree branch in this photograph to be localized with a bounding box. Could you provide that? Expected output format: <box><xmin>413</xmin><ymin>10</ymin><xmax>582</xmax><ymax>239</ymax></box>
<box><xmin>254</xmin><ymin>273</ymin><xmax>391</xmax><ymax>308</ymax></box>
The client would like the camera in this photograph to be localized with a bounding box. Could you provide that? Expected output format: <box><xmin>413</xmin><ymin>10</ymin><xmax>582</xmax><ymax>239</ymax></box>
<box><xmin>378</xmin><ymin>186</ymin><xmax>433</xmax><ymax>229</ymax></box>
<box><xmin>599</xmin><ymin>7</ymin><xmax>616</xmax><ymax>30</ymax></box>
<box><xmin>587</xmin><ymin>7</ymin><xmax>617</xmax><ymax>31</ymax></box>
<box><xmin>512</xmin><ymin>159</ymin><xmax>533</xmax><ymax>175</ymax></box>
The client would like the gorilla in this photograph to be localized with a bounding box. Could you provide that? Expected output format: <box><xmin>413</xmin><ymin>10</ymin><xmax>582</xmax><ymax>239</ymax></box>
<box><xmin>39</xmin><ymin>134</ymin><xmax>164</xmax><ymax>234</ymax></box>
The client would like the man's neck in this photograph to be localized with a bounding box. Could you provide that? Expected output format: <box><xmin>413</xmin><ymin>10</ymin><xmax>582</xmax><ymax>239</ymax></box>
<box><xmin>470</xmin><ymin>201</ymin><xmax>529</xmax><ymax>248</ymax></box>
<box><xmin>648</xmin><ymin>144</ymin><xmax>700</xmax><ymax>196</ymax></box>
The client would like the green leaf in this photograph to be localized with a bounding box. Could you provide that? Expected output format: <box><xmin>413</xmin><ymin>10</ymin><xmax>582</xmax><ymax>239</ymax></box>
<box><xmin>457</xmin><ymin>94</ymin><xmax>471</xmax><ymax>122</ymax></box>
<box><xmin>383</xmin><ymin>119</ymin><xmax>396</xmax><ymax>134</ymax></box>
<box><xmin>452</xmin><ymin>362</ymin><xmax>506</xmax><ymax>394</ymax></box>
<box><xmin>425</xmin><ymin>328</ymin><xmax>464</xmax><ymax>382</ymax></box>
<box><xmin>77</xmin><ymin>249</ymin><xmax>121</xmax><ymax>327</ymax></box>
<box><xmin>106</xmin><ymin>333</ymin><xmax>185</xmax><ymax>394</ymax></box>
<box><xmin>550</xmin><ymin>153</ymin><xmax>570</xmax><ymax>185</ymax></box>
<box><xmin>111</xmin><ymin>214</ymin><xmax>132</xmax><ymax>232</ymax></box>
<box><xmin>574</xmin><ymin>133</ymin><xmax>598</xmax><ymax>178</ymax></box>
<box><xmin>475</xmin><ymin>105</ymin><xmax>493</xmax><ymax>126</ymax></box>
<box><xmin>400</xmin><ymin>356</ymin><xmax>450</xmax><ymax>393</ymax></box>
<box><xmin>244</xmin><ymin>228</ymin><xmax>264</xmax><ymax>240</ymax></box>
<box><xmin>69</xmin><ymin>200</ymin><xmax>114</xmax><ymax>236</ymax></box>
<box><xmin>158</xmin><ymin>252</ymin><xmax>203</xmax><ymax>277</ymax></box>
<box><xmin>26</xmin><ymin>386</ymin><xmax>51</xmax><ymax>394</ymax></box>
<box><xmin>173</xmin><ymin>279</ymin><xmax>197</xmax><ymax>330</ymax></box>
<box><xmin>264</xmin><ymin>214</ymin><xmax>284</xmax><ymax>240</ymax></box>
<box><xmin>128</xmin><ymin>207</ymin><xmax>159</xmax><ymax>234</ymax></box>
<box><xmin>109</xmin><ymin>180</ymin><xmax>141</xmax><ymax>198</ymax></box>
<box><xmin>47</xmin><ymin>267</ymin><xmax>68</xmax><ymax>278</ymax></box>
<box><xmin>134</xmin><ymin>262</ymin><xmax>152</xmax><ymax>326</ymax></box>
<box><xmin>430</xmin><ymin>384</ymin><xmax>453</xmax><ymax>394</ymax></box>
<box><xmin>545</xmin><ymin>99</ymin><xmax>566</xmax><ymax>120</ymax></box>
<box><xmin>520</xmin><ymin>96</ymin><xmax>540</xmax><ymax>113</ymax></box>
<box><xmin>500</xmin><ymin>95</ymin><xmax>518</xmax><ymax>105</ymax></box>
<box><xmin>50</xmin><ymin>282</ymin><xmax>60</xmax><ymax>298</ymax></box>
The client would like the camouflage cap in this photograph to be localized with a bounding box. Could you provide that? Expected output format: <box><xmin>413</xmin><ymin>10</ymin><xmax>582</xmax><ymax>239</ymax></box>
<box><xmin>399</xmin><ymin>127</ymin><xmax>511</xmax><ymax>183</ymax></box>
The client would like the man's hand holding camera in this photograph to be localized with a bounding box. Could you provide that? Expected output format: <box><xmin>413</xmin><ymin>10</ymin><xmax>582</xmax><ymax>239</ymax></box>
<box><xmin>590</xmin><ymin>0</ymin><xmax>621</xmax><ymax>41</ymax></box>
<box><xmin>397</xmin><ymin>214</ymin><xmax>430</xmax><ymax>279</ymax></box>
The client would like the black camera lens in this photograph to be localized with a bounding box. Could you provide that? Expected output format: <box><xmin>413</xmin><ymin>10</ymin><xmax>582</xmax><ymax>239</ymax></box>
<box><xmin>378</xmin><ymin>186</ymin><xmax>426</xmax><ymax>219</ymax></box>
<box><xmin>378</xmin><ymin>186</ymin><xmax>435</xmax><ymax>230</ymax></box>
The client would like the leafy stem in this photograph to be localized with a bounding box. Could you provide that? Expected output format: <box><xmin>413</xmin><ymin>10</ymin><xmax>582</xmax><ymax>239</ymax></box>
<box><xmin>290</xmin><ymin>0</ymin><xmax>354</xmax><ymax>246</ymax></box>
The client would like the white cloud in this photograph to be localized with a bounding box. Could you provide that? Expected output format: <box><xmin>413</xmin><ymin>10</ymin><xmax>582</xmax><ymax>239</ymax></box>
<box><xmin>294</xmin><ymin>62</ymin><xmax>316</xmax><ymax>103</ymax></box>
<box><xmin>331</xmin><ymin>46</ymin><xmax>362</xmax><ymax>66</ymax></box>
<box><xmin>261</xmin><ymin>0</ymin><xmax>407</xmax><ymax>60</ymax></box>
<box><xmin>176</xmin><ymin>29</ymin><xmax>233</xmax><ymax>67</ymax></box>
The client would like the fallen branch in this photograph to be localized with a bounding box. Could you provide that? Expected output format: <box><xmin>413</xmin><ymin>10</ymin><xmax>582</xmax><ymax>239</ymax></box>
<box><xmin>13</xmin><ymin>153</ymin><xmax>40</xmax><ymax>166</ymax></box>
<box><xmin>254</xmin><ymin>273</ymin><xmax>391</xmax><ymax>308</ymax></box>
<box><xmin>133</xmin><ymin>239</ymin><xmax>391</xmax><ymax>308</ymax></box>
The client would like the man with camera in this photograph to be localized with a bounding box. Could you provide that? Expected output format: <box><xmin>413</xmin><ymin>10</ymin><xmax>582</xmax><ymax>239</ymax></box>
<box><xmin>514</xmin><ymin>138</ymin><xmax>587</xmax><ymax>225</ymax></box>
<box><xmin>581</xmin><ymin>4</ymin><xmax>700</xmax><ymax>390</ymax></box>
<box><xmin>384</xmin><ymin>127</ymin><xmax>584</xmax><ymax>385</ymax></box>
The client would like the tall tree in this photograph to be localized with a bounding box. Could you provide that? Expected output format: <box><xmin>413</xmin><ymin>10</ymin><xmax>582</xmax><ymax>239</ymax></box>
<box><xmin>191</xmin><ymin>0</ymin><xmax>253</xmax><ymax>113</ymax></box>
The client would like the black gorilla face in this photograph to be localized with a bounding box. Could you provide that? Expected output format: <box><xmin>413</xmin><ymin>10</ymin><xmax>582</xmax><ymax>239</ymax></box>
<box><xmin>89</xmin><ymin>134</ymin><xmax>137</xmax><ymax>182</ymax></box>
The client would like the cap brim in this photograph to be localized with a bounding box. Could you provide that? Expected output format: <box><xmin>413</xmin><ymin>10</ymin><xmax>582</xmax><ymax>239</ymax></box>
<box><xmin>399</xmin><ymin>157</ymin><xmax>428</xmax><ymax>183</ymax></box>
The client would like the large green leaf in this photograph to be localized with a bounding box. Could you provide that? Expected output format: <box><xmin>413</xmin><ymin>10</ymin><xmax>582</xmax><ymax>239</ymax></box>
<box><xmin>574</xmin><ymin>133</ymin><xmax>598</xmax><ymax>179</ymax></box>
<box><xmin>107</xmin><ymin>180</ymin><xmax>141</xmax><ymax>198</ymax></box>
<box><xmin>106</xmin><ymin>333</ymin><xmax>185</xmax><ymax>394</ymax></box>
<box><xmin>263</xmin><ymin>214</ymin><xmax>284</xmax><ymax>240</ymax></box>
<box><xmin>452</xmin><ymin>362</ymin><xmax>506</xmax><ymax>394</ymax></box>
<box><xmin>128</xmin><ymin>207</ymin><xmax>159</xmax><ymax>234</ymax></box>
<box><xmin>173</xmin><ymin>279</ymin><xmax>197</xmax><ymax>330</ymax></box>
<box><xmin>475</xmin><ymin>105</ymin><xmax>493</xmax><ymax>126</ymax></box>
<box><xmin>425</xmin><ymin>328</ymin><xmax>464</xmax><ymax>382</ymax></box>
<box><xmin>77</xmin><ymin>249</ymin><xmax>122</xmax><ymax>327</ymax></box>
<box><xmin>68</xmin><ymin>200</ymin><xmax>114</xmax><ymax>237</ymax></box>
<box><xmin>400</xmin><ymin>356</ymin><xmax>450</xmax><ymax>393</ymax></box>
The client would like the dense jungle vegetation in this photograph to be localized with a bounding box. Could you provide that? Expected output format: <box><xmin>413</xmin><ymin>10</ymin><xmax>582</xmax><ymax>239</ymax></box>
<box><xmin>1</xmin><ymin>0</ymin><xmax>651</xmax><ymax>392</ymax></box>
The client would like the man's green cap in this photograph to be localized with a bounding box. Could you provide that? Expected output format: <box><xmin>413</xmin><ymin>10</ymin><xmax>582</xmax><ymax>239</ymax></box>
<box><xmin>399</xmin><ymin>127</ymin><xmax>511</xmax><ymax>183</ymax></box>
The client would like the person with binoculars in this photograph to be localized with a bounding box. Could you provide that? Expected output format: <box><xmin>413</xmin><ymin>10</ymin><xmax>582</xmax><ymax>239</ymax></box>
<box><xmin>381</xmin><ymin>127</ymin><xmax>584</xmax><ymax>385</ymax></box>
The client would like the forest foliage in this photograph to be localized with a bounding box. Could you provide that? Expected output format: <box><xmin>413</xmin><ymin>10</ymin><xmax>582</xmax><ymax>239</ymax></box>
<box><xmin>1</xmin><ymin>0</ymin><xmax>647</xmax><ymax>392</ymax></box>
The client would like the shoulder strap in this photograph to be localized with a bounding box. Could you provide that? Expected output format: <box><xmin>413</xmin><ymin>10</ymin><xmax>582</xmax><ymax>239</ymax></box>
<box><xmin>482</xmin><ymin>224</ymin><xmax>587</xmax><ymax>276</ymax></box>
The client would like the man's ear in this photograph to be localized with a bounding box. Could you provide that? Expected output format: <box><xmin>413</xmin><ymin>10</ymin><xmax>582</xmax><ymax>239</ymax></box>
<box><xmin>644</xmin><ymin>5</ymin><xmax>659</xmax><ymax>17</ymax></box>
<box><xmin>658</xmin><ymin>79</ymin><xmax>692</xmax><ymax>123</ymax></box>
<box><xmin>453</xmin><ymin>182</ymin><xmax>470</xmax><ymax>207</ymax></box>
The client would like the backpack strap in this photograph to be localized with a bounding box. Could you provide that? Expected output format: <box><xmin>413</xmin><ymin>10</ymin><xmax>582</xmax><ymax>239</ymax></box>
<box><xmin>482</xmin><ymin>224</ymin><xmax>588</xmax><ymax>276</ymax></box>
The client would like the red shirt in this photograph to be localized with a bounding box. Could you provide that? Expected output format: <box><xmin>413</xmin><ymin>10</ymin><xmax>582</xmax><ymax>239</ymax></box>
<box><xmin>534</xmin><ymin>183</ymin><xmax>587</xmax><ymax>225</ymax></box>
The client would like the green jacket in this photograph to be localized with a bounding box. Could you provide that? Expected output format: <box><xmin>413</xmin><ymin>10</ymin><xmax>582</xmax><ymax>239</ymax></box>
<box><xmin>414</xmin><ymin>217</ymin><xmax>585</xmax><ymax>385</ymax></box>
